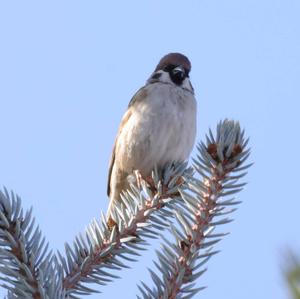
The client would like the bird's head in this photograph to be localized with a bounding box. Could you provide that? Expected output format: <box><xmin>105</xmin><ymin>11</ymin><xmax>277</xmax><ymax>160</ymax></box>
<box><xmin>148</xmin><ymin>53</ymin><xmax>194</xmax><ymax>93</ymax></box>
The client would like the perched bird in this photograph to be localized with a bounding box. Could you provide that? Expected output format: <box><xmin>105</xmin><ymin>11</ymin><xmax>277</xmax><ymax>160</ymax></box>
<box><xmin>107</xmin><ymin>53</ymin><xmax>197</xmax><ymax>219</ymax></box>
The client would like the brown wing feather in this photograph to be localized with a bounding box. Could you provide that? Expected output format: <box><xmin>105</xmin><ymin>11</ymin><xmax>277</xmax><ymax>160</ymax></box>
<box><xmin>107</xmin><ymin>87</ymin><xmax>148</xmax><ymax>198</ymax></box>
<box><xmin>107</xmin><ymin>143</ymin><xmax>116</xmax><ymax>197</ymax></box>
<box><xmin>107</xmin><ymin>108</ymin><xmax>133</xmax><ymax>197</ymax></box>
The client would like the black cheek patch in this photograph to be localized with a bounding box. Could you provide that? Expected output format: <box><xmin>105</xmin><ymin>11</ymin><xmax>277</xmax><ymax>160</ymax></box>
<box><xmin>151</xmin><ymin>73</ymin><xmax>162</xmax><ymax>80</ymax></box>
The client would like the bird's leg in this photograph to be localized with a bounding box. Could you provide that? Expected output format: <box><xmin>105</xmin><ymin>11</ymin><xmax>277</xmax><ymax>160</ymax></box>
<box><xmin>133</xmin><ymin>170</ymin><xmax>157</xmax><ymax>194</ymax></box>
<box><xmin>133</xmin><ymin>170</ymin><xmax>185</xmax><ymax>203</ymax></box>
<box><xmin>174</xmin><ymin>176</ymin><xmax>184</xmax><ymax>186</ymax></box>
<box><xmin>164</xmin><ymin>175</ymin><xmax>185</xmax><ymax>197</ymax></box>
<box><xmin>144</xmin><ymin>175</ymin><xmax>157</xmax><ymax>193</ymax></box>
<box><xmin>139</xmin><ymin>172</ymin><xmax>185</xmax><ymax>196</ymax></box>
<box><xmin>107</xmin><ymin>216</ymin><xmax>117</xmax><ymax>231</ymax></box>
<box><xmin>133</xmin><ymin>170</ymin><xmax>143</xmax><ymax>189</ymax></box>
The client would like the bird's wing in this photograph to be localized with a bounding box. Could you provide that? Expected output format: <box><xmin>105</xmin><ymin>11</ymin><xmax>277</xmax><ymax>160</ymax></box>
<box><xmin>107</xmin><ymin>107</ymin><xmax>133</xmax><ymax>197</ymax></box>
<box><xmin>107</xmin><ymin>87</ymin><xmax>148</xmax><ymax>197</ymax></box>
<box><xmin>128</xmin><ymin>86</ymin><xmax>147</xmax><ymax>107</ymax></box>
<box><xmin>107</xmin><ymin>145</ymin><xmax>115</xmax><ymax>197</ymax></box>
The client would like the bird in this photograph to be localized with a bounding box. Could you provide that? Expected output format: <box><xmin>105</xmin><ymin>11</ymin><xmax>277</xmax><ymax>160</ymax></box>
<box><xmin>107</xmin><ymin>53</ymin><xmax>197</xmax><ymax>220</ymax></box>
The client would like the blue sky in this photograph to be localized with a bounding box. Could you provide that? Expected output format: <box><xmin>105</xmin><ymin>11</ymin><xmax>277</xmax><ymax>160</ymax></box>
<box><xmin>0</xmin><ymin>0</ymin><xmax>299</xmax><ymax>298</ymax></box>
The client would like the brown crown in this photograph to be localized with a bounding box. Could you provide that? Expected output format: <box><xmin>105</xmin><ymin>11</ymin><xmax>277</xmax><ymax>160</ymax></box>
<box><xmin>155</xmin><ymin>53</ymin><xmax>191</xmax><ymax>73</ymax></box>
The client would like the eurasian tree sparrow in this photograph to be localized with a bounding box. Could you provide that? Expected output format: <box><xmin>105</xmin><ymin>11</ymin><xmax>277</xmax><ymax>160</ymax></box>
<box><xmin>107</xmin><ymin>53</ymin><xmax>197</xmax><ymax>219</ymax></box>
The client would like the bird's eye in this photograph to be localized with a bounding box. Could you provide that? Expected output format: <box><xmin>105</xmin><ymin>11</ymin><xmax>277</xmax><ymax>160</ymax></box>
<box><xmin>163</xmin><ymin>64</ymin><xmax>175</xmax><ymax>72</ymax></box>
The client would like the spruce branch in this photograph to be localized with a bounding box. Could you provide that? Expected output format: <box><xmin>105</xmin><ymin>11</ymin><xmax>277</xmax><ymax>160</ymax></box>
<box><xmin>60</xmin><ymin>163</ymin><xmax>193</xmax><ymax>298</ymax></box>
<box><xmin>138</xmin><ymin>119</ymin><xmax>251</xmax><ymax>299</ymax></box>
<box><xmin>0</xmin><ymin>119</ymin><xmax>252</xmax><ymax>298</ymax></box>
<box><xmin>0</xmin><ymin>189</ymin><xmax>63</xmax><ymax>299</ymax></box>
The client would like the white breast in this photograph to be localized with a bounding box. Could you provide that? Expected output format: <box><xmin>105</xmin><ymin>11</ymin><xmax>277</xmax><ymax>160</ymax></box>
<box><xmin>116</xmin><ymin>82</ymin><xmax>197</xmax><ymax>176</ymax></box>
